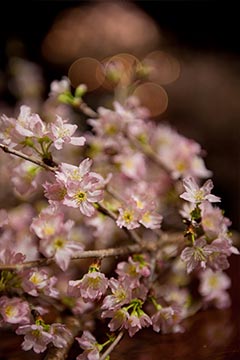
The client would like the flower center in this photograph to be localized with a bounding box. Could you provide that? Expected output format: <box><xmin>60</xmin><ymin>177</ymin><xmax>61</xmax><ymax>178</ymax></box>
<box><xmin>123</xmin><ymin>210</ymin><xmax>133</xmax><ymax>223</ymax></box>
<box><xmin>194</xmin><ymin>190</ymin><xmax>204</xmax><ymax>202</ymax></box>
<box><xmin>30</xmin><ymin>272</ymin><xmax>44</xmax><ymax>285</ymax></box>
<box><xmin>74</xmin><ymin>191</ymin><xmax>87</xmax><ymax>204</ymax></box>
<box><xmin>5</xmin><ymin>305</ymin><xmax>17</xmax><ymax>318</ymax></box>
<box><xmin>54</xmin><ymin>237</ymin><xmax>65</xmax><ymax>249</ymax></box>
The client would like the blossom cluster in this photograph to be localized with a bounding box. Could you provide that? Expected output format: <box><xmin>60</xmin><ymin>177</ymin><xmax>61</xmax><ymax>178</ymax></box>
<box><xmin>0</xmin><ymin>69</ymin><xmax>238</xmax><ymax>360</ymax></box>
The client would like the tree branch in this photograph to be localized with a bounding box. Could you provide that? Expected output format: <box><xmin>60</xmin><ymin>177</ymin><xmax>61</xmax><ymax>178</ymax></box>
<box><xmin>0</xmin><ymin>143</ymin><xmax>57</xmax><ymax>172</ymax></box>
<box><xmin>0</xmin><ymin>244</ymin><xmax>143</xmax><ymax>271</ymax></box>
<box><xmin>100</xmin><ymin>331</ymin><xmax>124</xmax><ymax>360</ymax></box>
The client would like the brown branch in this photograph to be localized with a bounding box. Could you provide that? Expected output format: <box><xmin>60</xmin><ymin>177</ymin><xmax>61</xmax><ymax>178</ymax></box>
<box><xmin>44</xmin><ymin>317</ymin><xmax>81</xmax><ymax>360</ymax></box>
<box><xmin>0</xmin><ymin>143</ymin><xmax>57</xmax><ymax>172</ymax></box>
<box><xmin>0</xmin><ymin>244</ymin><xmax>142</xmax><ymax>271</ymax></box>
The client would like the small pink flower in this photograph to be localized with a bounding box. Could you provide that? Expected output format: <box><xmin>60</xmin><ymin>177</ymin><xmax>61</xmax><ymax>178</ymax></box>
<box><xmin>114</xmin><ymin>151</ymin><xmax>146</xmax><ymax>180</ymax></box>
<box><xmin>102</xmin><ymin>308</ymin><xmax>129</xmax><ymax>332</ymax></box>
<box><xmin>180</xmin><ymin>238</ymin><xmax>213</xmax><ymax>273</ymax></box>
<box><xmin>116</xmin><ymin>256</ymin><xmax>150</xmax><ymax>287</ymax></box>
<box><xmin>15</xmin><ymin>105</ymin><xmax>47</xmax><ymax>138</ymax></box>
<box><xmin>200</xmin><ymin>202</ymin><xmax>230</xmax><ymax>238</ymax></box>
<box><xmin>50</xmin><ymin>115</ymin><xmax>85</xmax><ymax>150</ymax></box>
<box><xmin>56</xmin><ymin>158</ymin><xmax>94</xmax><ymax>184</ymax></box>
<box><xmin>125</xmin><ymin>310</ymin><xmax>152</xmax><ymax>337</ymax></box>
<box><xmin>63</xmin><ymin>176</ymin><xmax>103</xmax><ymax>217</ymax></box>
<box><xmin>0</xmin><ymin>114</ymin><xmax>21</xmax><ymax>147</ymax></box>
<box><xmin>151</xmin><ymin>306</ymin><xmax>175</xmax><ymax>333</ymax></box>
<box><xmin>12</xmin><ymin>161</ymin><xmax>42</xmax><ymax>196</ymax></box>
<box><xmin>40</xmin><ymin>234</ymin><xmax>83</xmax><ymax>271</ymax></box>
<box><xmin>50</xmin><ymin>323</ymin><xmax>71</xmax><ymax>348</ymax></box>
<box><xmin>76</xmin><ymin>331</ymin><xmax>100</xmax><ymax>360</ymax></box>
<box><xmin>69</xmin><ymin>271</ymin><xmax>108</xmax><ymax>301</ymax></box>
<box><xmin>0</xmin><ymin>248</ymin><xmax>25</xmax><ymax>265</ymax></box>
<box><xmin>31</xmin><ymin>208</ymin><xmax>83</xmax><ymax>271</ymax></box>
<box><xmin>102</xmin><ymin>278</ymin><xmax>132</xmax><ymax>310</ymax></box>
<box><xmin>116</xmin><ymin>203</ymin><xmax>140</xmax><ymax>230</ymax></box>
<box><xmin>16</xmin><ymin>324</ymin><xmax>53</xmax><ymax>353</ymax></box>
<box><xmin>21</xmin><ymin>268</ymin><xmax>59</xmax><ymax>298</ymax></box>
<box><xmin>180</xmin><ymin>177</ymin><xmax>221</xmax><ymax>204</ymax></box>
<box><xmin>49</xmin><ymin>77</ymin><xmax>70</xmax><ymax>97</ymax></box>
<box><xmin>199</xmin><ymin>269</ymin><xmax>231</xmax><ymax>309</ymax></box>
<box><xmin>0</xmin><ymin>296</ymin><xmax>30</xmax><ymax>325</ymax></box>
<box><xmin>31</xmin><ymin>208</ymin><xmax>65</xmax><ymax>239</ymax></box>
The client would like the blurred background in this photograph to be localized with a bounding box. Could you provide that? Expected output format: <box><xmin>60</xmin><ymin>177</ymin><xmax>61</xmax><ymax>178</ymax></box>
<box><xmin>0</xmin><ymin>0</ymin><xmax>239</xmax><ymax>232</ymax></box>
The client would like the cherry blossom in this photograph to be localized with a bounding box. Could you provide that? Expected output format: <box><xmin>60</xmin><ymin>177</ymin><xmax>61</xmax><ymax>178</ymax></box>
<box><xmin>180</xmin><ymin>177</ymin><xmax>221</xmax><ymax>204</ymax></box>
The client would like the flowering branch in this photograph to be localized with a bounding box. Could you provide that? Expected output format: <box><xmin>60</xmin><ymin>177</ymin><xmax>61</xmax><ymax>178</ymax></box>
<box><xmin>0</xmin><ymin>72</ymin><xmax>236</xmax><ymax>360</ymax></box>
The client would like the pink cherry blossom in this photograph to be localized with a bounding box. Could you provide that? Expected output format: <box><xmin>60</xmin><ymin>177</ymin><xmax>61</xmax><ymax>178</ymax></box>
<box><xmin>50</xmin><ymin>323</ymin><xmax>71</xmax><ymax>348</ymax></box>
<box><xmin>76</xmin><ymin>331</ymin><xmax>100</xmax><ymax>360</ymax></box>
<box><xmin>49</xmin><ymin>77</ymin><xmax>70</xmax><ymax>97</ymax></box>
<box><xmin>49</xmin><ymin>115</ymin><xmax>85</xmax><ymax>150</ymax></box>
<box><xmin>63</xmin><ymin>176</ymin><xmax>104</xmax><ymax>217</ymax></box>
<box><xmin>16</xmin><ymin>324</ymin><xmax>53</xmax><ymax>353</ymax></box>
<box><xmin>21</xmin><ymin>268</ymin><xmax>59</xmax><ymax>298</ymax></box>
<box><xmin>125</xmin><ymin>310</ymin><xmax>152</xmax><ymax>337</ymax></box>
<box><xmin>0</xmin><ymin>114</ymin><xmax>21</xmax><ymax>147</ymax></box>
<box><xmin>0</xmin><ymin>296</ymin><xmax>30</xmax><ymax>325</ymax></box>
<box><xmin>0</xmin><ymin>248</ymin><xmax>25</xmax><ymax>265</ymax></box>
<box><xmin>102</xmin><ymin>308</ymin><xmax>129</xmax><ymax>332</ymax></box>
<box><xmin>180</xmin><ymin>177</ymin><xmax>221</xmax><ymax>204</ymax></box>
<box><xmin>199</xmin><ymin>269</ymin><xmax>231</xmax><ymax>309</ymax></box>
<box><xmin>12</xmin><ymin>161</ymin><xmax>42</xmax><ymax>196</ymax></box>
<box><xmin>180</xmin><ymin>238</ymin><xmax>213</xmax><ymax>273</ymax></box>
<box><xmin>102</xmin><ymin>278</ymin><xmax>132</xmax><ymax>310</ymax></box>
<box><xmin>56</xmin><ymin>158</ymin><xmax>94</xmax><ymax>184</ymax></box>
<box><xmin>15</xmin><ymin>105</ymin><xmax>47</xmax><ymax>138</ymax></box>
<box><xmin>116</xmin><ymin>256</ymin><xmax>150</xmax><ymax>287</ymax></box>
<box><xmin>31</xmin><ymin>207</ymin><xmax>84</xmax><ymax>270</ymax></box>
<box><xmin>151</xmin><ymin>306</ymin><xmax>175</xmax><ymax>333</ymax></box>
<box><xmin>69</xmin><ymin>271</ymin><xmax>108</xmax><ymax>301</ymax></box>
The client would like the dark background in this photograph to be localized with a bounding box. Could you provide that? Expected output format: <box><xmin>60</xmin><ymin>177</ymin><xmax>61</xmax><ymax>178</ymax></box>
<box><xmin>1</xmin><ymin>1</ymin><xmax>240</xmax><ymax>58</ymax></box>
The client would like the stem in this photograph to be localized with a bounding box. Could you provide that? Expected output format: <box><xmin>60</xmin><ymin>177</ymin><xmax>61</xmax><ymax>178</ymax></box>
<box><xmin>99</xmin><ymin>331</ymin><xmax>124</xmax><ymax>360</ymax></box>
<box><xmin>0</xmin><ymin>244</ymin><xmax>142</xmax><ymax>271</ymax></box>
<box><xmin>79</xmin><ymin>101</ymin><xmax>98</xmax><ymax>118</ymax></box>
<box><xmin>0</xmin><ymin>143</ymin><xmax>57</xmax><ymax>172</ymax></box>
<box><xmin>127</xmin><ymin>135</ymin><xmax>169</xmax><ymax>173</ymax></box>
<box><xmin>43</xmin><ymin>317</ymin><xmax>81</xmax><ymax>360</ymax></box>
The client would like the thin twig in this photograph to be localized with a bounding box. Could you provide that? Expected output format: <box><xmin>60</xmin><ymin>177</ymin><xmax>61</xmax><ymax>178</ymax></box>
<box><xmin>123</xmin><ymin>133</ymin><xmax>170</xmax><ymax>173</ymax></box>
<box><xmin>100</xmin><ymin>331</ymin><xmax>124</xmax><ymax>360</ymax></box>
<box><xmin>0</xmin><ymin>244</ymin><xmax>142</xmax><ymax>271</ymax></box>
<box><xmin>0</xmin><ymin>143</ymin><xmax>57</xmax><ymax>172</ymax></box>
<box><xmin>79</xmin><ymin>101</ymin><xmax>98</xmax><ymax>118</ymax></box>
